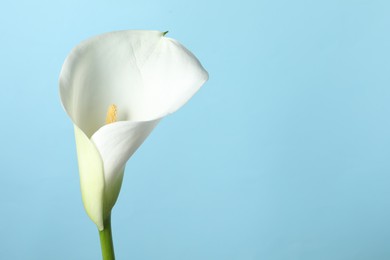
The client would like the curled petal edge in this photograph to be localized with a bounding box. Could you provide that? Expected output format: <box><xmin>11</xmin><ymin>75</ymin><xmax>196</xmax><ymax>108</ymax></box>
<box><xmin>74</xmin><ymin>125</ymin><xmax>105</xmax><ymax>230</ymax></box>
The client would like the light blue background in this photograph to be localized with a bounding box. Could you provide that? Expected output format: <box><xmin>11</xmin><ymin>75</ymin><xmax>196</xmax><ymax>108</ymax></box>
<box><xmin>1</xmin><ymin>0</ymin><xmax>389</xmax><ymax>259</ymax></box>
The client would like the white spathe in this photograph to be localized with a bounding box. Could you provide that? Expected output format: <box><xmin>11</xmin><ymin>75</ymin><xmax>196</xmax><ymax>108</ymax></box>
<box><xmin>59</xmin><ymin>30</ymin><xmax>208</xmax><ymax>230</ymax></box>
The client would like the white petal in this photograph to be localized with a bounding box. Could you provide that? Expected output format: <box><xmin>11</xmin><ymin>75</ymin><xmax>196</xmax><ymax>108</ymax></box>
<box><xmin>91</xmin><ymin>120</ymin><xmax>160</xmax><ymax>196</ymax></box>
<box><xmin>73</xmin><ymin>125</ymin><xmax>105</xmax><ymax>230</ymax></box>
<box><xmin>59</xmin><ymin>30</ymin><xmax>208</xmax><ymax>137</ymax></box>
<box><xmin>136</xmin><ymin>37</ymin><xmax>209</xmax><ymax>118</ymax></box>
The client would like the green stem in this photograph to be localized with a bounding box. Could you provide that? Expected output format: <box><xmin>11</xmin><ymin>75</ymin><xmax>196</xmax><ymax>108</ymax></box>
<box><xmin>99</xmin><ymin>216</ymin><xmax>115</xmax><ymax>260</ymax></box>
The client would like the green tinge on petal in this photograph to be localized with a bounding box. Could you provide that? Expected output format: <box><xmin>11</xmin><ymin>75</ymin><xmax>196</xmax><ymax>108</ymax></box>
<box><xmin>74</xmin><ymin>125</ymin><xmax>105</xmax><ymax>230</ymax></box>
<box><xmin>103</xmin><ymin>167</ymin><xmax>125</xmax><ymax>220</ymax></box>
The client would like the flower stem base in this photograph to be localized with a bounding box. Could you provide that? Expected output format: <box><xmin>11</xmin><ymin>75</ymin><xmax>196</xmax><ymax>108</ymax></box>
<box><xmin>99</xmin><ymin>216</ymin><xmax>115</xmax><ymax>260</ymax></box>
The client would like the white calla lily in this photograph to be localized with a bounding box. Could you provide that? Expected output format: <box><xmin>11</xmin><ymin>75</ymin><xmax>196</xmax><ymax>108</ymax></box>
<box><xmin>59</xmin><ymin>30</ymin><xmax>208</xmax><ymax>231</ymax></box>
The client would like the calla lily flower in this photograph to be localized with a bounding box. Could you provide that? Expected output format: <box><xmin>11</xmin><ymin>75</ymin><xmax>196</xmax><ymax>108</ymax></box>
<box><xmin>59</xmin><ymin>30</ymin><xmax>208</xmax><ymax>231</ymax></box>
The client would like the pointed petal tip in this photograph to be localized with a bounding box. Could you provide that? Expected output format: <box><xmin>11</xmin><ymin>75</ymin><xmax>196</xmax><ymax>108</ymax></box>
<box><xmin>97</xmin><ymin>224</ymin><xmax>104</xmax><ymax>231</ymax></box>
<box><xmin>204</xmin><ymin>69</ymin><xmax>210</xmax><ymax>81</ymax></box>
